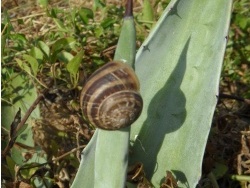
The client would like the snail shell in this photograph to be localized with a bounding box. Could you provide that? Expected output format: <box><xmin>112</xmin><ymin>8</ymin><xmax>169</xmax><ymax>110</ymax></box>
<box><xmin>80</xmin><ymin>61</ymin><xmax>143</xmax><ymax>130</ymax></box>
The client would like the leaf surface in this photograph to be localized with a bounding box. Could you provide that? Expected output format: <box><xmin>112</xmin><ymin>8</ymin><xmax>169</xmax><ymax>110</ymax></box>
<box><xmin>129</xmin><ymin>0</ymin><xmax>233</xmax><ymax>187</ymax></box>
<box><xmin>71</xmin><ymin>2</ymin><xmax>136</xmax><ymax>187</ymax></box>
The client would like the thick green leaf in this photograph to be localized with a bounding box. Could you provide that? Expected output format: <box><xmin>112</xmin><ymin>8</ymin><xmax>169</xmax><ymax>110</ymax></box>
<box><xmin>72</xmin><ymin>0</ymin><xmax>232</xmax><ymax>187</ymax></box>
<box><xmin>114</xmin><ymin>17</ymin><xmax>136</xmax><ymax>67</ymax></box>
<box><xmin>71</xmin><ymin>2</ymin><xmax>136</xmax><ymax>187</ymax></box>
<box><xmin>129</xmin><ymin>0</ymin><xmax>233</xmax><ymax>187</ymax></box>
<box><xmin>93</xmin><ymin>7</ymin><xmax>136</xmax><ymax>187</ymax></box>
<box><xmin>71</xmin><ymin>131</ymin><xmax>98</xmax><ymax>187</ymax></box>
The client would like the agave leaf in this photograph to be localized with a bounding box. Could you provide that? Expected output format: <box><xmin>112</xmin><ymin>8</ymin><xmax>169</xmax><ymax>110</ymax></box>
<box><xmin>93</xmin><ymin>6</ymin><xmax>136</xmax><ymax>185</ymax></box>
<box><xmin>71</xmin><ymin>1</ymin><xmax>136</xmax><ymax>187</ymax></box>
<box><xmin>71</xmin><ymin>131</ymin><xmax>98</xmax><ymax>187</ymax></box>
<box><xmin>72</xmin><ymin>0</ymin><xmax>232</xmax><ymax>187</ymax></box>
<box><xmin>129</xmin><ymin>0</ymin><xmax>233</xmax><ymax>187</ymax></box>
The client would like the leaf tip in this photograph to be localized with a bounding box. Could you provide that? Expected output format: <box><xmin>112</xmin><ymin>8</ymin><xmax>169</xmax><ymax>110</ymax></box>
<box><xmin>125</xmin><ymin>0</ymin><xmax>133</xmax><ymax>17</ymax></box>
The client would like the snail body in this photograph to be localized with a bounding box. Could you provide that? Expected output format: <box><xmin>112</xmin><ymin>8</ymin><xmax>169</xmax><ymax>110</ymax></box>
<box><xmin>80</xmin><ymin>61</ymin><xmax>143</xmax><ymax>130</ymax></box>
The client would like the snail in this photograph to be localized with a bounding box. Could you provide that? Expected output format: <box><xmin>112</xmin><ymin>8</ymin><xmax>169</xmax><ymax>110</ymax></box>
<box><xmin>80</xmin><ymin>61</ymin><xmax>143</xmax><ymax>130</ymax></box>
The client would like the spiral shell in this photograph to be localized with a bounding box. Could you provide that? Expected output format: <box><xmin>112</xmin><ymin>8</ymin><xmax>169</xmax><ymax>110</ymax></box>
<box><xmin>80</xmin><ymin>61</ymin><xmax>143</xmax><ymax>130</ymax></box>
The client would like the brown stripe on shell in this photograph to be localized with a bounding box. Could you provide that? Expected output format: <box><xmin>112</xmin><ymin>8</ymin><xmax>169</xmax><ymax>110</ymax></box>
<box><xmin>86</xmin><ymin>83</ymin><xmax>125</xmax><ymax>125</ymax></box>
<box><xmin>97</xmin><ymin>90</ymin><xmax>143</xmax><ymax>129</ymax></box>
<box><xmin>82</xmin><ymin>61</ymin><xmax>140</xmax><ymax>99</ymax></box>
<box><xmin>80</xmin><ymin>61</ymin><xmax>142</xmax><ymax>129</ymax></box>
<box><xmin>80</xmin><ymin>62</ymin><xmax>118</xmax><ymax>118</ymax></box>
<box><xmin>80</xmin><ymin>62</ymin><xmax>132</xmax><ymax>110</ymax></box>
<box><xmin>81</xmin><ymin>61</ymin><xmax>139</xmax><ymax>119</ymax></box>
<box><xmin>87</xmin><ymin>61</ymin><xmax>119</xmax><ymax>80</ymax></box>
<box><xmin>86</xmin><ymin>70</ymin><xmax>139</xmax><ymax>108</ymax></box>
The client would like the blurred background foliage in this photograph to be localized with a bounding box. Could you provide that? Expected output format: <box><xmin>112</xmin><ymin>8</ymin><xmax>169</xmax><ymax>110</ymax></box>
<box><xmin>222</xmin><ymin>0</ymin><xmax>250</xmax><ymax>97</ymax></box>
<box><xmin>1</xmin><ymin>0</ymin><xmax>249</xmax><ymax>187</ymax></box>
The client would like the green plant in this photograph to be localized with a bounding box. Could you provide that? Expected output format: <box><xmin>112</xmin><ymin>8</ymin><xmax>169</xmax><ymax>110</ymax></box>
<box><xmin>1</xmin><ymin>2</ymin><xmax>125</xmax><ymax>187</ymax></box>
<box><xmin>72</xmin><ymin>0</ymin><xmax>233</xmax><ymax>187</ymax></box>
<box><xmin>2</xmin><ymin>0</ymin><xmax>239</xmax><ymax>187</ymax></box>
<box><xmin>222</xmin><ymin>0</ymin><xmax>250</xmax><ymax>98</ymax></box>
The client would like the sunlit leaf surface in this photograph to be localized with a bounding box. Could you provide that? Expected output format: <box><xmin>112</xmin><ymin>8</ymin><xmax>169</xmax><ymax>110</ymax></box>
<box><xmin>130</xmin><ymin>0</ymin><xmax>233</xmax><ymax>187</ymax></box>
